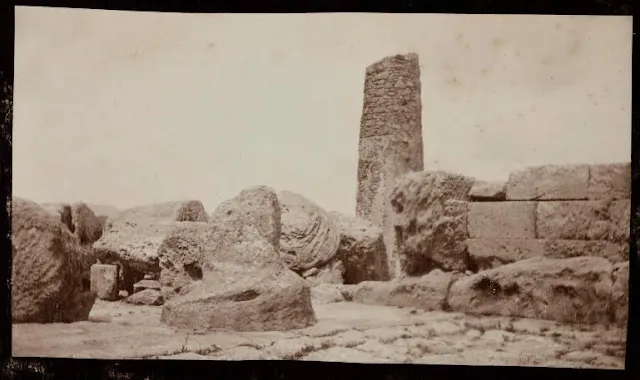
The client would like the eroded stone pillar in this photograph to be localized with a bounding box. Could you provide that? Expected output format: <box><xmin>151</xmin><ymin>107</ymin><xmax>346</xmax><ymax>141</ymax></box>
<box><xmin>355</xmin><ymin>53</ymin><xmax>424</xmax><ymax>278</ymax></box>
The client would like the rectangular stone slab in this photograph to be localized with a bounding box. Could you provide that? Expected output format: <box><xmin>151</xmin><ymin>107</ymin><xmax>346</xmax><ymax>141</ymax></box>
<box><xmin>467</xmin><ymin>238</ymin><xmax>628</xmax><ymax>270</ymax></box>
<box><xmin>351</xmin><ymin>270</ymin><xmax>456</xmax><ymax>311</ymax></box>
<box><xmin>505</xmin><ymin>164</ymin><xmax>589</xmax><ymax>200</ymax></box>
<box><xmin>90</xmin><ymin>264</ymin><xmax>120</xmax><ymax>301</ymax></box>
<box><xmin>468</xmin><ymin>202</ymin><xmax>536</xmax><ymax>239</ymax></box>
<box><xmin>587</xmin><ymin>163</ymin><xmax>631</xmax><ymax>200</ymax></box>
<box><xmin>447</xmin><ymin>256</ymin><xmax>616</xmax><ymax>325</ymax></box>
<box><xmin>536</xmin><ymin>200</ymin><xmax>630</xmax><ymax>243</ymax></box>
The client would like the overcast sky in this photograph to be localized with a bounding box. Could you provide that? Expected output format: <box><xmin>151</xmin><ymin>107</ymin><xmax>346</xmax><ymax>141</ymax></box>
<box><xmin>13</xmin><ymin>8</ymin><xmax>632</xmax><ymax>215</ymax></box>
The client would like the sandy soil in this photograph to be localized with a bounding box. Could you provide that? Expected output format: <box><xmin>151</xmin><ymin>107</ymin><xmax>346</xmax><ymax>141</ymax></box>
<box><xmin>12</xmin><ymin>299</ymin><xmax>626</xmax><ymax>369</ymax></box>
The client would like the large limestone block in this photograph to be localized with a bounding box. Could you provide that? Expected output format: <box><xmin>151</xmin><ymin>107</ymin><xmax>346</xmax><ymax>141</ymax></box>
<box><xmin>389</xmin><ymin>171</ymin><xmax>474</xmax><ymax>276</ymax></box>
<box><xmin>505</xmin><ymin>164</ymin><xmax>589</xmax><ymax>200</ymax></box>
<box><xmin>157</xmin><ymin>222</ymin><xmax>208</xmax><ymax>300</ymax></box>
<box><xmin>278</xmin><ymin>191</ymin><xmax>340</xmax><ymax>274</ymax></box>
<box><xmin>587</xmin><ymin>163</ymin><xmax>631</xmax><ymax>200</ymax></box>
<box><xmin>90</xmin><ymin>264</ymin><xmax>119</xmax><ymax>301</ymax></box>
<box><xmin>448</xmin><ymin>257</ymin><xmax>615</xmax><ymax>325</ymax></box>
<box><xmin>161</xmin><ymin>186</ymin><xmax>316</xmax><ymax>332</ymax></box>
<box><xmin>351</xmin><ymin>269</ymin><xmax>457</xmax><ymax>311</ymax></box>
<box><xmin>11</xmin><ymin>198</ymin><xmax>96</xmax><ymax>323</ymax></box>
<box><xmin>329</xmin><ymin>212</ymin><xmax>390</xmax><ymax>284</ymax></box>
<box><xmin>93</xmin><ymin>200</ymin><xmax>207</xmax><ymax>274</ymax></box>
<box><xmin>536</xmin><ymin>200</ymin><xmax>630</xmax><ymax>243</ymax></box>
<box><xmin>467</xmin><ymin>238</ymin><xmax>628</xmax><ymax>270</ymax></box>
<box><xmin>468</xmin><ymin>202</ymin><xmax>537</xmax><ymax>239</ymax></box>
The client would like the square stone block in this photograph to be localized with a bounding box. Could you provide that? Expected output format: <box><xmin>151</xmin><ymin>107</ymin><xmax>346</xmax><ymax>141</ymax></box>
<box><xmin>505</xmin><ymin>164</ymin><xmax>589</xmax><ymax>200</ymax></box>
<box><xmin>468</xmin><ymin>202</ymin><xmax>536</xmax><ymax>239</ymax></box>
<box><xmin>536</xmin><ymin>200</ymin><xmax>630</xmax><ymax>243</ymax></box>
<box><xmin>588</xmin><ymin>163</ymin><xmax>631</xmax><ymax>200</ymax></box>
<box><xmin>90</xmin><ymin>264</ymin><xmax>119</xmax><ymax>301</ymax></box>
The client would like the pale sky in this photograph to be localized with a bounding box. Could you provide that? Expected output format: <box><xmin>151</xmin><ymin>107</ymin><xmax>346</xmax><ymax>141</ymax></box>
<box><xmin>12</xmin><ymin>7</ymin><xmax>632</xmax><ymax>216</ymax></box>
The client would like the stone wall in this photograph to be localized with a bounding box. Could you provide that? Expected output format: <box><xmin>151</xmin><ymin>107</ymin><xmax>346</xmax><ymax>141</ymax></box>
<box><xmin>356</xmin><ymin>53</ymin><xmax>424</xmax><ymax>278</ymax></box>
<box><xmin>389</xmin><ymin>162</ymin><xmax>630</xmax><ymax>277</ymax></box>
<box><xmin>467</xmin><ymin>163</ymin><xmax>630</xmax><ymax>271</ymax></box>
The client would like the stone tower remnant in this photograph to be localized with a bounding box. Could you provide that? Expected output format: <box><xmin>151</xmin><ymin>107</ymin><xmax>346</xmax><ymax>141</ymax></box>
<box><xmin>355</xmin><ymin>53</ymin><xmax>424</xmax><ymax>278</ymax></box>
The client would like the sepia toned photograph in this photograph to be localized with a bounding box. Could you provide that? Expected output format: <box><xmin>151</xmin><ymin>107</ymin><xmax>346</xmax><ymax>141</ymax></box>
<box><xmin>10</xmin><ymin>7</ymin><xmax>632</xmax><ymax>369</ymax></box>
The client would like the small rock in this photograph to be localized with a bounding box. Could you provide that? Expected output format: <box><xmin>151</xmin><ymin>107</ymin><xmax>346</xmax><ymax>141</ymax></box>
<box><xmin>133</xmin><ymin>279</ymin><xmax>161</xmax><ymax>294</ymax></box>
<box><xmin>125</xmin><ymin>289</ymin><xmax>164</xmax><ymax>306</ymax></box>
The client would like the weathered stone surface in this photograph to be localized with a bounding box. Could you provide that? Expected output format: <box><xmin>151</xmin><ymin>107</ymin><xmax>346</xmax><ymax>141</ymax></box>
<box><xmin>536</xmin><ymin>200</ymin><xmax>630</xmax><ymax>244</ymax></box>
<box><xmin>133</xmin><ymin>279</ymin><xmax>161</xmax><ymax>294</ymax></box>
<box><xmin>303</xmin><ymin>258</ymin><xmax>345</xmax><ymax>285</ymax></box>
<box><xmin>588</xmin><ymin>163</ymin><xmax>631</xmax><ymax>200</ymax></box>
<box><xmin>176</xmin><ymin>200</ymin><xmax>208</xmax><ymax>222</ymax></box>
<box><xmin>126</xmin><ymin>289</ymin><xmax>164</xmax><ymax>306</ymax></box>
<box><xmin>161</xmin><ymin>186</ymin><xmax>316</xmax><ymax>332</ymax></box>
<box><xmin>310</xmin><ymin>283</ymin><xmax>347</xmax><ymax>305</ymax></box>
<box><xmin>157</xmin><ymin>222</ymin><xmax>208</xmax><ymax>300</ymax></box>
<box><xmin>505</xmin><ymin>164</ymin><xmax>590</xmax><ymax>200</ymax></box>
<box><xmin>278</xmin><ymin>191</ymin><xmax>340</xmax><ymax>273</ymax></box>
<box><xmin>90</xmin><ymin>264</ymin><xmax>119</xmax><ymax>301</ymax></box>
<box><xmin>329</xmin><ymin>212</ymin><xmax>390</xmax><ymax>284</ymax></box>
<box><xmin>468</xmin><ymin>202</ymin><xmax>536</xmax><ymax>239</ymax></box>
<box><xmin>12</xmin><ymin>197</ymin><xmax>96</xmax><ymax>323</ymax></box>
<box><xmin>466</xmin><ymin>239</ymin><xmax>545</xmax><ymax>270</ymax></box>
<box><xmin>93</xmin><ymin>200</ymin><xmax>204</xmax><ymax>274</ymax></box>
<box><xmin>611</xmin><ymin>262</ymin><xmax>628</xmax><ymax>326</ymax></box>
<box><xmin>42</xmin><ymin>202</ymin><xmax>103</xmax><ymax>245</ymax></box>
<box><xmin>389</xmin><ymin>171</ymin><xmax>474</xmax><ymax>276</ymax></box>
<box><xmin>70</xmin><ymin>202</ymin><xmax>103</xmax><ymax>245</ymax></box>
<box><xmin>469</xmin><ymin>180</ymin><xmax>506</xmax><ymax>201</ymax></box>
<box><xmin>467</xmin><ymin>239</ymin><xmax>628</xmax><ymax>270</ymax></box>
<box><xmin>356</xmin><ymin>54</ymin><xmax>424</xmax><ymax>280</ymax></box>
<box><xmin>448</xmin><ymin>257</ymin><xmax>614</xmax><ymax>325</ymax></box>
<box><xmin>352</xmin><ymin>269</ymin><xmax>457</xmax><ymax>311</ymax></box>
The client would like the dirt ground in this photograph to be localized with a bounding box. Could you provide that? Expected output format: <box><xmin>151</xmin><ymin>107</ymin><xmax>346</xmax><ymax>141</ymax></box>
<box><xmin>12</xmin><ymin>298</ymin><xmax>626</xmax><ymax>369</ymax></box>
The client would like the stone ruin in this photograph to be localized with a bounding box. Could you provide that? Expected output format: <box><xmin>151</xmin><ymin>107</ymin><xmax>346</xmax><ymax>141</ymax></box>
<box><xmin>9</xmin><ymin>53</ymin><xmax>631</xmax><ymax>334</ymax></box>
<box><xmin>356</xmin><ymin>53</ymin><xmax>424</xmax><ymax>278</ymax></box>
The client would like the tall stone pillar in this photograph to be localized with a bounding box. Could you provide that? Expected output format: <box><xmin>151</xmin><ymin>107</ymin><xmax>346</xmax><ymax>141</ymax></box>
<box><xmin>355</xmin><ymin>53</ymin><xmax>424</xmax><ymax>278</ymax></box>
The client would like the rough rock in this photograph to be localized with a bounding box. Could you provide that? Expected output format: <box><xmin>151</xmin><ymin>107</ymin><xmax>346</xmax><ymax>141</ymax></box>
<box><xmin>126</xmin><ymin>289</ymin><xmax>164</xmax><ymax>306</ymax></box>
<box><xmin>70</xmin><ymin>202</ymin><xmax>104</xmax><ymax>245</ymax></box>
<box><xmin>352</xmin><ymin>269</ymin><xmax>457</xmax><ymax>311</ymax></box>
<box><xmin>467</xmin><ymin>239</ymin><xmax>628</xmax><ymax>270</ymax></box>
<box><xmin>468</xmin><ymin>180</ymin><xmax>506</xmax><ymax>201</ymax></box>
<box><xmin>42</xmin><ymin>202</ymin><xmax>103</xmax><ymax>245</ymax></box>
<box><xmin>157</xmin><ymin>222</ymin><xmax>208</xmax><ymax>299</ymax></box>
<box><xmin>587</xmin><ymin>163</ymin><xmax>631</xmax><ymax>200</ymax></box>
<box><xmin>278</xmin><ymin>191</ymin><xmax>340</xmax><ymax>273</ymax></box>
<box><xmin>11</xmin><ymin>197</ymin><xmax>96</xmax><ymax>323</ymax></box>
<box><xmin>93</xmin><ymin>200</ymin><xmax>206</xmax><ymax>274</ymax></box>
<box><xmin>536</xmin><ymin>200</ymin><xmax>630</xmax><ymax>244</ymax></box>
<box><xmin>448</xmin><ymin>257</ymin><xmax>615</xmax><ymax>325</ymax></box>
<box><xmin>133</xmin><ymin>279</ymin><xmax>161</xmax><ymax>294</ymax></box>
<box><xmin>176</xmin><ymin>200</ymin><xmax>209</xmax><ymax>222</ymax></box>
<box><xmin>90</xmin><ymin>264</ymin><xmax>120</xmax><ymax>301</ymax></box>
<box><xmin>310</xmin><ymin>283</ymin><xmax>347</xmax><ymax>304</ymax></box>
<box><xmin>389</xmin><ymin>171</ymin><xmax>474</xmax><ymax>276</ymax></box>
<box><xmin>329</xmin><ymin>212</ymin><xmax>390</xmax><ymax>284</ymax></box>
<box><xmin>468</xmin><ymin>202</ymin><xmax>537</xmax><ymax>239</ymax></box>
<box><xmin>505</xmin><ymin>164</ymin><xmax>590</xmax><ymax>200</ymax></box>
<box><xmin>303</xmin><ymin>258</ymin><xmax>345</xmax><ymax>285</ymax></box>
<box><xmin>611</xmin><ymin>262</ymin><xmax>628</xmax><ymax>326</ymax></box>
<box><xmin>161</xmin><ymin>186</ymin><xmax>316</xmax><ymax>332</ymax></box>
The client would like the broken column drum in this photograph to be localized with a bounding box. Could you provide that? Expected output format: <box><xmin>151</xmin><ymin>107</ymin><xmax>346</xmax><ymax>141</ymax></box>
<box><xmin>355</xmin><ymin>53</ymin><xmax>424</xmax><ymax>278</ymax></box>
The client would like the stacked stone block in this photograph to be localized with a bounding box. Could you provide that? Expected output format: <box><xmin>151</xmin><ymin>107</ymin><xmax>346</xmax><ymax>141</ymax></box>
<box><xmin>467</xmin><ymin>163</ymin><xmax>630</xmax><ymax>270</ymax></box>
<box><xmin>355</xmin><ymin>53</ymin><xmax>424</xmax><ymax>278</ymax></box>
